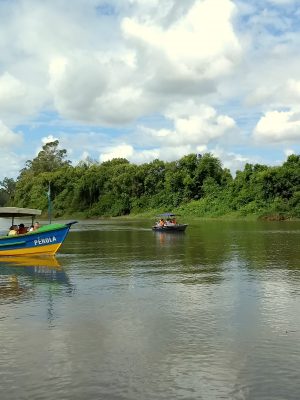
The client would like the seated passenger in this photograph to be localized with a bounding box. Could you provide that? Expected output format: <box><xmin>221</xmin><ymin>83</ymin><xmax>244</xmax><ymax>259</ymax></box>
<box><xmin>17</xmin><ymin>223</ymin><xmax>28</xmax><ymax>234</ymax></box>
<box><xmin>33</xmin><ymin>221</ymin><xmax>40</xmax><ymax>230</ymax></box>
<box><xmin>8</xmin><ymin>225</ymin><xmax>18</xmax><ymax>236</ymax></box>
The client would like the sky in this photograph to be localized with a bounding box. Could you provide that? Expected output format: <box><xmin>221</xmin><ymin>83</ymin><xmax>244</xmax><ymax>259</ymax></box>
<box><xmin>0</xmin><ymin>0</ymin><xmax>300</xmax><ymax>180</ymax></box>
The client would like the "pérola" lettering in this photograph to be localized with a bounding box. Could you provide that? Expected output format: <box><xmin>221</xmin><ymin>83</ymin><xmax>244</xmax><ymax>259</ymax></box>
<box><xmin>34</xmin><ymin>236</ymin><xmax>57</xmax><ymax>246</ymax></box>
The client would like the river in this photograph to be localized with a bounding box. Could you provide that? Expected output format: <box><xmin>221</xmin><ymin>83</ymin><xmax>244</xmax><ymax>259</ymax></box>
<box><xmin>0</xmin><ymin>219</ymin><xmax>300</xmax><ymax>400</ymax></box>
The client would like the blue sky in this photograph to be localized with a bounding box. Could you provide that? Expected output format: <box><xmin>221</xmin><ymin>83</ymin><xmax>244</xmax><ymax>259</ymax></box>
<box><xmin>1</xmin><ymin>0</ymin><xmax>300</xmax><ymax>180</ymax></box>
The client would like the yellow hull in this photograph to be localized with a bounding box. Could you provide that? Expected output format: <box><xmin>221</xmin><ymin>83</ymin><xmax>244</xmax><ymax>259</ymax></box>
<box><xmin>0</xmin><ymin>255</ymin><xmax>60</xmax><ymax>268</ymax></box>
<box><xmin>0</xmin><ymin>243</ymin><xmax>62</xmax><ymax>257</ymax></box>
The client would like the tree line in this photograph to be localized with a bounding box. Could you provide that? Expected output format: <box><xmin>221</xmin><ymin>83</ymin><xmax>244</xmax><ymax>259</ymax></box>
<box><xmin>1</xmin><ymin>140</ymin><xmax>300</xmax><ymax>219</ymax></box>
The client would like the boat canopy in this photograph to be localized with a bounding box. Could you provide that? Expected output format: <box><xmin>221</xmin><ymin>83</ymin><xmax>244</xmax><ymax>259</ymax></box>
<box><xmin>0</xmin><ymin>207</ymin><xmax>42</xmax><ymax>218</ymax></box>
<box><xmin>156</xmin><ymin>213</ymin><xmax>177</xmax><ymax>218</ymax></box>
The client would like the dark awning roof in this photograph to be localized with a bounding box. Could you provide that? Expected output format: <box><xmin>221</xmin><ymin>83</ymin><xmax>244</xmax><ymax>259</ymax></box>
<box><xmin>156</xmin><ymin>213</ymin><xmax>176</xmax><ymax>217</ymax></box>
<box><xmin>0</xmin><ymin>207</ymin><xmax>42</xmax><ymax>218</ymax></box>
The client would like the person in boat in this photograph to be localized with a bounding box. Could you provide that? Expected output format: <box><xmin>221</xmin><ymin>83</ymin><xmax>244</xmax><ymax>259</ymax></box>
<box><xmin>28</xmin><ymin>222</ymin><xmax>40</xmax><ymax>232</ymax></box>
<box><xmin>159</xmin><ymin>218</ymin><xmax>165</xmax><ymax>227</ymax></box>
<box><xmin>8</xmin><ymin>225</ymin><xmax>18</xmax><ymax>235</ymax></box>
<box><xmin>33</xmin><ymin>221</ymin><xmax>40</xmax><ymax>230</ymax></box>
<box><xmin>17</xmin><ymin>223</ymin><xmax>28</xmax><ymax>234</ymax></box>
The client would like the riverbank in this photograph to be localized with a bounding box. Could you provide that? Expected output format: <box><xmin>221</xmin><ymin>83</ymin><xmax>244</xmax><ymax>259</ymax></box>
<box><xmin>56</xmin><ymin>208</ymin><xmax>298</xmax><ymax>222</ymax></box>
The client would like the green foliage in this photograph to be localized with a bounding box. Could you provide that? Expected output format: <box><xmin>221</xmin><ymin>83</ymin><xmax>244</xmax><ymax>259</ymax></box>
<box><xmin>20</xmin><ymin>140</ymin><xmax>71</xmax><ymax>178</ymax></box>
<box><xmin>3</xmin><ymin>141</ymin><xmax>300</xmax><ymax>220</ymax></box>
<box><xmin>0</xmin><ymin>189</ymin><xmax>9</xmax><ymax>206</ymax></box>
<box><xmin>0</xmin><ymin>178</ymin><xmax>16</xmax><ymax>205</ymax></box>
<box><xmin>288</xmin><ymin>191</ymin><xmax>300</xmax><ymax>218</ymax></box>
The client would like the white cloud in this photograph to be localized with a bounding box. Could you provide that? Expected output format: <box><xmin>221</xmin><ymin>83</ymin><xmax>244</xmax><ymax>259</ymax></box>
<box><xmin>80</xmin><ymin>150</ymin><xmax>90</xmax><ymax>161</ymax></box>
<box><xmin>62</xmin><ymin>98</ymin><xmax>238</xmax><ymax>169</ymax></box>
<box><xmin>0</xmin><ymin>151</ymin><xmax>24</xmax><ymax>179</ymax></box>
<box><xmin>41</xmin><ymin>135</ymin><xmax>59</xmax><ymax>145</ymax></box>
<box><xmin>266</xmin><ymin>0</ymin><xmax>294</xmax><ymax>4</ymax></box>
<box><xmin>127</xmin><ymin>148</ymin><xmax>161</xmax><ymax>164</ymax></box>
<box><xmin>133</xmin><ymin>145</ymin><xmax>208</xmax><ymax>164</ymax></box>
<box><xmin>224</xmin><ymin>1</ymin><xmax>300</xmax><ymax>113</ymax></box>
<box><xmin>0</xmin><ymin>0</ymin><xmax>241</xmax><ymax>130</ymax></box>
<box><xmin>284</xmin><ymin>148</ymin><xmax>295</xmax><ymax>157</ymax></box>
<box><xmin>247</xmin><ymin>79</ymin><xmax>300</xmax><ymax>109</ymax></box>
<box><xmin>99</xmin><ymin>143</ymin><xmax>208</xmax><ymax>165</ymax></box>
<box><xmin>48</xmin><ymin>52</ymin><xmax>156</xmax><ymax>125</ymax></box>
<box><xmin>0</xmin><ymin>0</ymin><xmax>122</xmax><ymax>123</ymax></box>
<box><xmin>122</xmin><ymin>0</ymin><xmax>240</xmax><ymax>91</ymax></box>
<box><xmin>211</xmin><ymin>147</ymin><xmax>250</xmax><ymax>174</ymax></box>
<box><xmin>72</xmin><ymin>150</ymin><xmax>98</xmax><ymax>166</ymax></box>
<box><xmin>99</xmin><ymin>144</ymin><xmax>134</xmax><ymax>162</ymax></box>
<box><xmin>0</xmin><ymin>0</ymin><xmax>299</xmax><ymax>178</ymax></box>
<box><xmin>123</xmin><ymin>0</ymin><xmax>240</xmax><ymax>67</ymax></box>
<box><xmin>0</xmin><ymin>120</ymin><xmax>23</xmax><ymax>178</ymax></box>
<box><xmin>0</xmin><ymin>120</ymin><xmax>23</xmax><ymax>148</ymax></box>
<box><xmin>44</xmin><ymin>0</ymin><xmax>241</xmax><ymax>125</ymax></box>
<box><xmin>136</xmin><ymin>103</ymin><xmax>237</xmax><ymax>148</ymax></box>
<box><xmin>253</xmin><ymin>110</ymin><xmax>300</xmax><ymax>143</ymax></box>
<box><xmin>0</xmin><ymin>72</ymin><xmax>44</xmax><ymax>123</ymax></box>
<box><xmin>0</xmin><ymin>73</ymin><xmax>26</xmax><ymax>103</ymax></box>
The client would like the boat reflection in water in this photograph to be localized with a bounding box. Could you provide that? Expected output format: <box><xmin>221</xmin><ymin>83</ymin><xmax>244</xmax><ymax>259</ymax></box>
<box><xmin>154</xmin><ymin>230</ymin><xmax>186</xmax><ymax>247</ymax></box>
<box><xmin>0</xmin><ymin>274</ymin><xmax>28</xmax><ymax>300</ymax></box>
<box><xmin>0</xmin><ymin>256</ymin><xmax>72</xmax><ymax>301</ymax></box>
<box><xmin>0</xmin><ymin>256</ymin><xmax>61</xmax><ymax>268</ymax></box>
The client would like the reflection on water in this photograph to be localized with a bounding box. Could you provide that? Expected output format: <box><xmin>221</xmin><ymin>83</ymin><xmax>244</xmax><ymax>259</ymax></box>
<box><xmin>1</xmin><ymin>220</ymin><xmax>300</xmax><ymax>400</ymax></box>
<box><xmin>0</xmin><ymin>256</ymin><xmax>73</xmax><ymax>305</ymax></box>
<box><xmin>153</xmin><ymin>230</ymin><xmax>186</xmax><ymax>245</ymax></box>
<box><xmin>0</xmin><ymin>275</ymin><xmax>28</xmax><ymax>300</ymax></box>
<box><xmin>0</xmin><ymin>256</ymin><xmax>61</xmax><ymax>268</ymax></box>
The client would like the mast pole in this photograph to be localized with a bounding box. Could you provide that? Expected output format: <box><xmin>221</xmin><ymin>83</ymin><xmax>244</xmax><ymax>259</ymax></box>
<box><xmin>48</xmin><ymin>182</ymin><xmax>52</xmax><ymax>224</ymax></box>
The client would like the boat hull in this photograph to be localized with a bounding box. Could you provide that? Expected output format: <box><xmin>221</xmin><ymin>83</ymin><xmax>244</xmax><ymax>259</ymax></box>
<box><xmin>0</xmin><ymin>222</ymin><xmax>76</xmax><ymax>256</ymax></box>
<box><xmin>152</xmin><ymin>224</ymin><xmax>188</xmax><ymax>232</ymax></box>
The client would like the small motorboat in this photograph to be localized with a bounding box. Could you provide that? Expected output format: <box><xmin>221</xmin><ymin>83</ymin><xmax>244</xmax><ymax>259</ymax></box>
<box><xmin>152</xmin><ymin>213</ymin><xmax>188</xmax><ymax>232</ymax></box>
<box><xmin>0</xmin><ymin>207</ymin><xmax>77</xmax><ymax>256</ymax></box>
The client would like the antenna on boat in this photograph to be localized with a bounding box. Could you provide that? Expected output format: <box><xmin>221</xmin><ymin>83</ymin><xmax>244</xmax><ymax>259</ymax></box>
<box><xmin>47</xmin><ymin>182</ymin><xmax>52</xmax><ymax>224</ymax></box>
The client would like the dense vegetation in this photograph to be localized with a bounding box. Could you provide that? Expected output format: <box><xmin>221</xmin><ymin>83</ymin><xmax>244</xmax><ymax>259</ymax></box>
<box><xmin>1</xmin><ymin>140</ymin><xmax>300</xmax><ymax>220</ymax></box>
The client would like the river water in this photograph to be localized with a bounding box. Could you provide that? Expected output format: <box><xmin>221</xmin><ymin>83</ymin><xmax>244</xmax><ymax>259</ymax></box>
<box><xmin>0</xmin><ymin>219</ymin><xmax>300</xmax><ymax>400</ymax></box>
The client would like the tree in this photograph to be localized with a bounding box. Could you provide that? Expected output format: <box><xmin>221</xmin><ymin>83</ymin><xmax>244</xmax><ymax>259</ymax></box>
<box><xmin>193</xmin><ymin>153</ymin><xmax>224</xmax><ymax>197</ymax></box>
<box><xmin>143</xmin><ymin>159</ymin><xmax>166</xmax><ymax>195</ymax></box>
<box><xmin>0</xmin><ymin>189</ymin><xmax>9</xmax><ymax>206</ymax></box>
<box><xmin>0</xmin><ymin>177</ymin><xmax>16</xmax><ymax>202</ymax></box>
<box><xmin>20</xmin><ymin>140</ymin><xmax>71</xmax><ymax>177</ymax></box>
<box><xmin>283</xmin><ymin>154</ymin><xmax>300</xmax><ymax>167</ymax></box>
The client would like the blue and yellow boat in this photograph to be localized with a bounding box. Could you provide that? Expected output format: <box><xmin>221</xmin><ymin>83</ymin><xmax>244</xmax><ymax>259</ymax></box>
<box><xmin>0</xmin><ymin>207</ymin><xmax>77</xmax><ymax>256</ymax></box>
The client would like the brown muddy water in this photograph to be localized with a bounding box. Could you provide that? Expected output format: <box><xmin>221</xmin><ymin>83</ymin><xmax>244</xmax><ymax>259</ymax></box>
<box><xmin>0</xmin><ymin>219</ymin><xmax>300</xmax><ymax>400</ymax></box>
